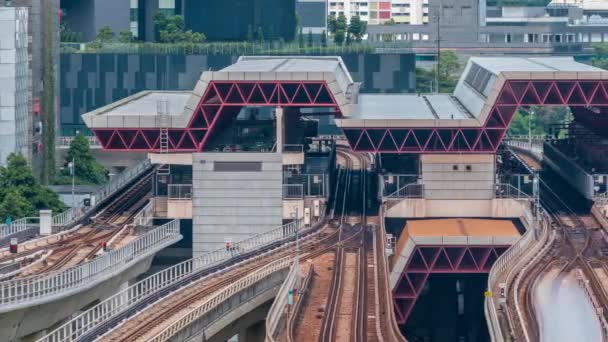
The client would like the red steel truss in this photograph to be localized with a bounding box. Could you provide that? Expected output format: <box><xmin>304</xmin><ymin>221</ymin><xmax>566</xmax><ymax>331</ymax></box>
<box><xmin>344</xmin><ymin>79</ymin><xmax>608</xmax><ymax>153</ymax></box>
<box><xmin>92</xmin><ymin>81</ymin><xmax>339</xmax><ymax>151</ymax></box>
<box><xmin>93</xmin><ymin>79</ymin><xmax>608</xmax><ymax>153</ymax></box>
<box><xmin>392</xmin><ymin>245</ymin><xmax>508</xmax><ymax>324</ymax></box>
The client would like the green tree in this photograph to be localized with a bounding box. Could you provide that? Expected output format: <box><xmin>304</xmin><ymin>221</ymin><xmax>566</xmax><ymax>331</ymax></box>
<box><xmin>380</xmin><ymin>19</ymin><xmax>396</xmax><ymax>42</ymax></box>
<box><xmin>348</xmin><ymin>15</ymin><xmax>367</xmax><ymax>42</ymax></box>
<box><xmin>321</xmin><ymin>30</ymin><xmax>327</xmax><ymax>47</ymax></box>
<box><xmin>415</xmin><ymin>51</ymin><xmax>461</xmax><ymax>93</ymax></box>
<box><xmin>60</xmin><ymin>20</ymin><xmax>82</xmax><ymax>42</ymax></box>
<box><xmin>56</xmin><ymin>134</ymin><xmax>109</xmax><ymax>185</ymax></box>
<box><xmin>155</xmin><ymin>13</ymin><xmax>205</xmax><ymax>43</ymax></box>
<box><xmin>592</xmin><ymin>43</ymin><xmax>608</xmax><ymax>70</ymax></box>
<box><xmin>307</xmin><ymin>30</ymin><xmax>313</xmax><ymax>47</ymax></box>
<box><xmin>0</xmin><ymin>154</ymin><xmax>65</xmax><ymax>219</ymax></box>
<box><xmin>0</xmin><ymin>189</ymin><xmax>33</xmax><ymax>221</ymax></box>
<box><xmin>118</xmin><ymin>29</ymin><xmax>134</xmax><ymax>43</ymax></box>
<box><xmin>328</xmin><ymin>15</ymin><xmax>337</xmax><ymax>36</ymax></box>
<box><xmin>437</xmin><ymin>50</ymin><xmax>460</xmax><ymax>92</ymax></box>
<box><xmin>334</xmin><ymin>14</ymin><xmax>348</xmax><ymax>45</ymax></box>
<box><xmin>96</xmin><ymin>26</ymin><xmax>114</xmax><ymax>44</ymax></box>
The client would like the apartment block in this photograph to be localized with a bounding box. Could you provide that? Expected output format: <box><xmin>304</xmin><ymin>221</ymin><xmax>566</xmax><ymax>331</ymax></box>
<box><xmin>0</xmin><ymin>7</ymin><xmax>29</xmax><ymax>164</ymax></box>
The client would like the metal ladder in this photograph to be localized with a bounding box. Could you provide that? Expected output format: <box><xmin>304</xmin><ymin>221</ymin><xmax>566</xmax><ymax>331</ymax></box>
<box><xmin>157</xmin><ymin>99</ymin><xmax>170</xmax><ymax>176</ymax></box>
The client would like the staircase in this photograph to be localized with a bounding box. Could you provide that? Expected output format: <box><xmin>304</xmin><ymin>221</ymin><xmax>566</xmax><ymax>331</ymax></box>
<box><xmin>157</xmin><ymin>99</ymin><xmax>170</xmax><ymax>176</ymax></box>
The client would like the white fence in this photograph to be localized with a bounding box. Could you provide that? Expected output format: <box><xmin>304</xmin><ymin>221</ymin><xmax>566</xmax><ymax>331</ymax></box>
<box><xmin>265</xmin><ymin>262</ymin><xmax>299</xmax><ymax>341</ymax></box>
<box><xmin>384</xmin><ymin>183</ymin><xmax>424</xmax><ymax>199</ymax></box>
<box><xmin>0</xmin><ymin>217</ymin><xmax>39</xmax><ymax>240</ymax></box>
<box><xmin>167</xmin><ymin>184</ymin><xmax>192</xmax><ymax>199</ymax></box>
<box><xmin>56</xmin><ymin>136</ymin><xmax>101</xmax><ymax>149</ymax></box>
<box><xmin>0</xmin><ymin>220</ymin><xmax>180</xmax><ymax>311</ymax></box>
<box><xmin>484</xmin><ymin>205</ymin><xmax>551</xmax><ymax>342</ymax></box>
<box><xmin>0</xmin><ymin>159</ymin><xmax>153</xmax><ymax>242</ymax></box>
<box><xmin>148</xmin><ymin>257</ymin><xmax>292</xmax><ymax>342</ymax></box>
<box><xmin>38</xmin><ymin>219</ymin><xmax>305</xmax><ymax>342</ymax></box>
<box><xmin>504</xmin><ymin>137</ymin><xmax>544</xmax><ymax>160</ymax></box>
<box><xmin>94</xmin><ymin>158</ymin><xmax>152</xmax><ymax>206</ymax></box>
<box><xmin>133</xmin><ymin>199</ymin><xmax>155</xmax><ymax>227</ymax></box>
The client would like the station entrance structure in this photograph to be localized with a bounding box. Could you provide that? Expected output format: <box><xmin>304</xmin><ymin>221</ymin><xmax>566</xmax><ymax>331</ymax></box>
<box><xmin>81</xmin><ymin>55</ymin><xmax>607</xmax><ymax>327</ymax></box>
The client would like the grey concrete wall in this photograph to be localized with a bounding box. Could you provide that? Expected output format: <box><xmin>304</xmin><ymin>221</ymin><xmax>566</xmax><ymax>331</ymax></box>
<box><xmin>422</xmin><ymin>159</ymin><xmax>495</xmax><ymax>200</ymax></box>
<box><xmin>192</xmin><ymin>153</ymin><xmax>282</xmax><ymax>256</ymax></box>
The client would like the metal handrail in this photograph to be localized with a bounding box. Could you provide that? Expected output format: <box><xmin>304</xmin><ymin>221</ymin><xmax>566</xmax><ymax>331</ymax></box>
<box><xmin>167</xmin><ymin>184</ymin><xmax>192</xmax><ymax>199</ymax></box>
<box><xmin>0</xmin><ymin>217</ymin><xmax>39</xmax><ymax>239</ymax></box>
<box><xmin>0</xmin><ymin>220</ymin><xmax>180</xmax><ymax>311</ymax></box>
<box><xmin>94</xmin><ymin>158</ymin><xmax>152</xmax><ymax>206</ymax></box>
<box><xmin>148</xmin><ymin>257</ymin><xmax>292</xmax><ymax>342</ymax></box>
<box><xmin>56</xmin><ymin>136</ymin><xmax>101</xmax><ymax>149</ymax></box>
<box><xmin>133</xmin><ymin>199</ymin><xmax>155</xmax><ymax>227</ymax></box>
<box><xmin>485</xmin><ymin>203</ymin><xmax>541</xmax><ymax>340</ymax></box>
<box><xmin>495</xmin><ymin>183</ymin><xmax>533</xmax><ymax>199</ymax></box>
<box><xmin>52</xmin><ymin>207</ymin><xmax>85</xmax><ymax>227</ymax></box>
<box><xmin>384</xmin><ymin>183</ymin><xmax>424</xmax><ymax>199</ymax></box>
<box><xmin>266</xmin><ymin>261</ymin><xmax>300</xmax><ymax>341</ymax></box>
<box><xmin>283</xmin><ymin>184</ymin><xmax>304</xmax><ymax>199</ymax></box>
<box><xmin>38</xmin><ymin>219</ymin><xmax>304</xmax><ymax>342</ymax></box>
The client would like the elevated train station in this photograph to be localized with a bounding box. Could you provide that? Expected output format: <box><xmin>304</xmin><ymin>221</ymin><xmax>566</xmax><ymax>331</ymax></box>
<box><xmin>74</xmin><ymin>55</ymin><xmax>608</xmax><ymax>341</ymax></box>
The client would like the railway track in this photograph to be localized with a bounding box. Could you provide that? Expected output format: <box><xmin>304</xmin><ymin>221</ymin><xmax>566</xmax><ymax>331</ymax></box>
<box><xmin>3</xmin><ymin>170</ymin><xmax>154</xmax><ymax>277</ymax></box>
<box><xmin>100</xmin><ymin>222</ymin><xmax>345</xmax><ymax>342</ymax></box>
<box><xmin>289</xmin><ymin>148</ymin><xmax>398</xmax><ymax>342</ymax></box>
<box><xmin>508</xmin><ymin>168</ymin><xmax>608</xmax><ymax>342</ymax></box>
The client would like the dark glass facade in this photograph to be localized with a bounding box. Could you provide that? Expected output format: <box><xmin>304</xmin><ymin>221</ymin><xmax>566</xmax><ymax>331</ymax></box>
<box><xmin>184</xmin><ymin>0</ymin><xmax>296</xmax><ymax>41</ymax></box>
<box><xmin>59</xmin><ymin>52</ymin><xmax>416</xmax><ymax>135</ymax></box>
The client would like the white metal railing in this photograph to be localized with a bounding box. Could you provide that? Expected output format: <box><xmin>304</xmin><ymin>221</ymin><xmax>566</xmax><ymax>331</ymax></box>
<box><xmin>284</xmin><ymin>173</ymin><xmax>329</xmax><ymax>197</ymax></box>
<box><xmin>133</xmin><ymin>199</ymin><xmax>155</xmax><ymax>227</ymax></box>
<box><xmin>56</xmin><ymin>136</ymin><xmax>101</xmax><ymax>149</ymax></box>
<box><xmin>94</xmin><ymin>158</ymin><xmax>152</xmax><ymax>206</ymax></box>
<box><xmin>504</xmin><ymin>139</ymin><xmax>544</xmax><ymax>159</ymax></box>
<box><xmin>495</xmin><ymin>183</ymin><xmax>533</xmax><ymax>199</ymax></box>
<box><xmin>574</xmin><ymin>269</ymin><xmax>608</xmax><ymax>340</ymax></box>
<box><xmin>380</xmin><ymin>174</ymin><xmax>418</xmax><ymax>197</ymax></box>
<box><xmin>1</xmin><ymin>160</ymin><xmax>153</xmax><ymax>244</ymax></box>
<box><xmin>484</xmin><ymin>205</ymin><xmax>549</xmax><ymax>341</ymax></box>
<box><xmin>38</xmin><ymin>219</ymin><xmax>305</xmax><ymax>342</ymax></box>
<box><xmin>167</xmin><ymin>184</ymin><xmax>192</xmax><ymax>200</ymax></box>
<box><xmin>52</xmin><ymin>207</ymin><xmax>85</xmax><ymax>227</ymax></box>
<box><xmin>266</xmin><ymin>261</ymin><xmax>299</xmax><ymax>341</ymax></box>
<box><xmin>384</xmin><ymin>183</ymin><xmax>424</xmax><ymax>199</ymax></box>
<box><xmin>0</xmin><ymin>217</ymin><xmax>39</xmax><ymax>239</ymax></box>
<box><xmin>283</xmin><ymin>184</ymin><xmax>304</xmax><ymax>199</ymax></box>
<box><xmin>0</xmin><ymin>220</ymin><xmax>180</xmax><ymax>311</ymax></box>
<box><xmin>512</xmin><ymin>217</ymin><xmax>554</xmax><ymax>342</ymax></box>
<box><xmin>148</xmin><ymin>257</ymin><xmax>292</xmax><ymax>342</ymax></box>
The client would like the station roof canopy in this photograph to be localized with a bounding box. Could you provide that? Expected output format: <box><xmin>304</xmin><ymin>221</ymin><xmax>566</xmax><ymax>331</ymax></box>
<box><xmin>81</xmin><ymin>55</ymin><xmax>608</xmax><ymax>153</ymax></box>
<box><xmin>336</xmin><ymin>56</ymin><xmax>608</xmax><ymax>129</ymax></box>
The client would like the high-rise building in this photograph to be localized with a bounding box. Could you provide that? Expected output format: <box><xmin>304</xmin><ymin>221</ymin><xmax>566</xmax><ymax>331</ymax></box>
<box><xmin>2</xmin><ymin>0</ymin><xmax>59</xmax><ymax>176</ymax></box>
<box><xmin>327</xmin><ymin>0</ymin><xmax>429</xmax><ymax>25</ymax></box>
<box><xmin>297</xmin><ymin>0</ymin><xmax>327</xmax><ymax>38</ymax></box>
<box><xmin>0</xmin><ymin>7</ymin><xmax>29</xmax><ymax>165</ymax></box>
<box><xmin>184</xmin><ymin>0</ymin><xmax>296</xmax><ymax>41</ymax></box>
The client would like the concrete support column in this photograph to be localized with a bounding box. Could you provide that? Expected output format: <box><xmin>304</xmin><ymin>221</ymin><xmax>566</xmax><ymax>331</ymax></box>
<box><xmin>237</xmin><ymin>321</ymin><xmax>265</xmax><ymax>342</ymax></box>
<box><xmin>275</xmin><ymin>107</ymin><xmax>284</xmax><ymax>154</ymax></box>
<box><xmin>39</xmin><ymin>210</ymin><xmax>52</xmax><ymax>236</ymax></box>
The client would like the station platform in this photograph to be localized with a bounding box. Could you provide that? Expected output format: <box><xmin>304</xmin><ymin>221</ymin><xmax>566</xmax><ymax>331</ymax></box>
<box><xmin>389</xmin><ymin>218</ymin><xmax>521</xmax><ymax>324</ymax></box>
